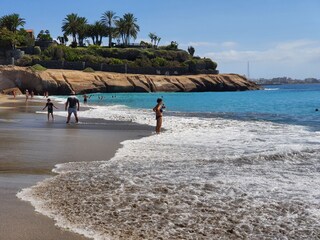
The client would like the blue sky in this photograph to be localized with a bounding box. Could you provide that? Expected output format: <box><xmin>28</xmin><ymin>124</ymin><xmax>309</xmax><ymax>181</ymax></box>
<box><xmin>1</xmin><ymin>0</ymin><xmax>320</xmax><ymax>79</ymax></box>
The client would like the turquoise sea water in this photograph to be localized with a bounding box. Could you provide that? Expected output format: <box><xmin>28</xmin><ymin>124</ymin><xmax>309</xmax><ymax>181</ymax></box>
<box><xmin>20</xmin><ymin>84</ymin><xmax>320</xmax><ymax>239</ymax></box>
<box><xmin>84</xmin><ymin>83</ymin><xmax>320</xmax><ymax>128</ymax></box>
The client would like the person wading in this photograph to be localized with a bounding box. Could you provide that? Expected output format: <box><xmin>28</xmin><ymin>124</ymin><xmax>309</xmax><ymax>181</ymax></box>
<box><xmin>65</xmin><ymin>91</ymin><xmax>80</xmax><ymax>123</ymax></box>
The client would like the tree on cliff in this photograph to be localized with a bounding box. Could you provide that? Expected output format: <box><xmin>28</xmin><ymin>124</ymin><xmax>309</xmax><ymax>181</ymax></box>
<box><xmin>0</xmin><ymin>13</ymin><xmax>30</xmax><ymax>50</ymax></box>
<box><xmin>57</xmin><ymin>34</ymin><xmax>68</xmax><ymax>45</ymax></box>
<box><xmin>0</xmin><ymin>13</ymin><xmax>25</xmax><ymax>33</ymax></box>
<box><xmin>37</xmin><ymin>30</ymin><xmax>53</xmax><ymax>41</ymax></box>
<box><xmin>76</xmin><ymin>17</ymin><xmax>88</xmax><ymax>47</ymax></box>
<box><xmin>188</xmin><ymin>46</ymin><xmax>195</xmax><ymax>56</ymax></box>
<box><xmin>148</xmin><ymin>33</ymin><xmax>161</xmax><ymax>48</ymax></box>
<box><xmin>115</xmin><ymin>13</ymin><xmax>140</xmax><ymax>46</ymax></box>
<box><xmin>86</xmin><ymin>21</ymin><xmax>106</xmax><ymax>46</ymax></box>
<box><xmin>62</xmin><ymin>13</ymin><xmax>88</xmax><ymax>47</ymax></box>
<box><xmin>0</xmin><ymin>28</ymin><xmax>21</xmax><ymax>50</ymax></box>
<box><xmin>101</xmin><ymin>10</ymin><xmax>118</xmax><ymax>47</ymax></box>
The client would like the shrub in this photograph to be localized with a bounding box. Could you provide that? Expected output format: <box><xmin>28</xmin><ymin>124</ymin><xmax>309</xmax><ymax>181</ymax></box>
<box><xmin>55</xmin><ymin>47</ymin><xmax>64</xmax><ymax>60</ymax></box>
<box><xmin>134</xmin><ymin>57</ymin><xmax>152</xmax><ymax>67</ymax></box>
<box><xmin>122</xmin><ymin>48</ymin><xmax>142</xmax><ymax>60</ymax></box>
<box><xmin>43</xmin><ymin>45</ymin><xmax>66</xmax><ymax>60</ymax></box>
<box><xmin>83</xmin><ymin>67</ymin><xmax>95</xmax><ymax>73</ymax></box>
<box><xmin>30</xmin><ymin>64</ymin><xmax>47</xmax><ymax>71</ymax></box>
<box><xmin>204</xmin><ymin>58</ymin><xmax>218</xmax><ymax>70</ymax></box>
<box><xmin>185</xmin><ymin>60</ymin><xmax>197</xmax><ymax>73</ymax></box>
<box><xmin>33</xmin><ymin>46</ymin><xmax>41</xmax><ymax>55</ymax></box>
<box><xmin>152</xmin><ymin>57</ymin><xmax>168</xmax><ymax>67</ymax></box>
<box><xmin>108</xmin><ymin>58</ymin><xmax>123</xmax><ymax>65</ymax></box>
<box><xmin>176</xmin><ymin>51</ymin><xmax>190</xmax><ymax>62</ymax></box>
<box><xmin>87</xmin><ymin>44</ymin><xmax>101</xmax><ymax>55</ymax></box>
<box><xmin>16</xmin><ymin>55</ymin><xmax>33</xmax><ymax>66</ymax></box>
<box><xmin>70</xmin><ymin>41</ymin><xmax>77</xmax><ymax>48</ymax></box>
<box><xmin>81</xmin><ymin>54</ymin><xmax>105</xmax><ymax>63</ymax></box>
<box><xmin>140</xmin><ymin>41</ymin><xmax>152</xmax><ymax>48</ymax></box>
<box><xmin>169</xmin><ymin>61</ymin><xmax>183</xmax><ymax>67</ymax></box>
<box><xmin>143</xmin><ymin>50</ymin><xmax>155</xmax><ymax>59</ymax></box>
<box><xmin>64</xmin><ymin>49</ymin><xmax>81</xmax><ymax>61</ymax></box>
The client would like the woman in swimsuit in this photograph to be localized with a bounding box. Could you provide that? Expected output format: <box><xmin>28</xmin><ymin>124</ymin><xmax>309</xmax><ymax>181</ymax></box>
<box><xmin>153</xmin><ymin>98</ymin><xmax>165</xmax><ymax>134</ymax></box>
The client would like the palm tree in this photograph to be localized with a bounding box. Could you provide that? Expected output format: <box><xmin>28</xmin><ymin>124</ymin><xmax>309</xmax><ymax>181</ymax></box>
<box><xmin>148</xmin><ymin>33</ymin><xmax>161</xmax><ymax>48</ymax></box>
<box><xmin>114</xmin><ymin>17</ymin><xmax>126</xmax><ymax>45</ymax></box>
<box><xmin>76</xmin><ymin>17</ymin><xmax>88</xmax><ymax>47</ymax></box>
<box><xmin>122</xmin><ymin>13</ymin><xmax>140</xmax><ymax>46</ymax></box>
<box><xmin>148</xmin><ymin>32</ymin><xmax>156</xmax><ymax>46</ymax></box>
<box><xmin>62</xmin><ymin>13</ymin><xmax>80</xmax><ymax>46</ymax></box>
<box><xmin>155</xmin><ymin>36</ymin><xmax>161</xmax><ymax>47</ymax></box>
<box><xmin>0</xmin><ymin>13</ymin><xmax>25</xmax><ymax>33</ymax></box>
<box><xmin>87</xmin><ymin>21</ymin><xmax>106</xmax><ymax>45</ymax></box>
<box><xmin>57</xmin><ymin>34</ymin><xmax>68</xmax><ymax>45</ymax></box>
<box><xmin>101</xmin><ymin>11</ymin><xmax>117</xmax><ymax>47</ymax></box>
<box><xmin>115</xmin><ymin>13</ymin><xmax>140</xmax><ymax>46</ymax></box>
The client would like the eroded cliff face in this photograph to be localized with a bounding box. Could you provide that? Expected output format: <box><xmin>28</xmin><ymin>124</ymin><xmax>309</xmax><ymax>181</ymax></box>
<box><xmin>0</xmin><ymin>66</ymin><xmax>260</xmax><ymax>95</ymax></box>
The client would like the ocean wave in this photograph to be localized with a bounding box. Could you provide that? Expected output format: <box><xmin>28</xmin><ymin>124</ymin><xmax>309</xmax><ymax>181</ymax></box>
<box><xmin>264</xmin><ymin>88</ymin><xmax>279</xmax><ymax>91</ymax></box>
<box><xmin>18</xmin><ymin>103</ymin><xmax>320</xmax><ymax>239</ymax></box>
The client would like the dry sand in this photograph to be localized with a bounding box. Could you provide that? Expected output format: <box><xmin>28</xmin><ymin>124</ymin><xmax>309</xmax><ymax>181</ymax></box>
<box><xmin>0</xmin><ymin>94</ymin><xmax>152</xmax><ymax>240</ymax></box>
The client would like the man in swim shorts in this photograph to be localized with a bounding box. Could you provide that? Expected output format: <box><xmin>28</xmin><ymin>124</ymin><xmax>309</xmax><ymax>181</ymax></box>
<box><xmin>65</xmin><ymin>91</ymin><xmax>80</xmax><ymax>123</ymax></box>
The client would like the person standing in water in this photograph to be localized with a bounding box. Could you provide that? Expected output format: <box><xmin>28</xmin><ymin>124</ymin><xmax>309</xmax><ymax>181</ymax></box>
<box><xmin>25</xmin><ymin>89</ymin><xmax>29</xmax><ymax>102</ymax></box>
<box><xmin>83</xmin><ymin>93</ymin><xmax>89</xmax><ymax>104</ymax></box>
<box><xmin>65</xmin><ymin>91</ymin><xmax>80</xmax><ymax>123</ymax></box>
<box><xmin>153</xmin><ymin>98</ymin><xmax>165</xmax><ymax>134</ymax></box>
<box><xmin>43</xmin><ymin>98</ymin><xmax>58</xmax><ymax>121</ymax></box>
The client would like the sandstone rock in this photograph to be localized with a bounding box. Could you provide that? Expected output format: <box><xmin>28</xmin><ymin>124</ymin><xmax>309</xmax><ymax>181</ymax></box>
<box><xmin>0</xmin><ymin>66</ymin><xmax>261</xmax><ymax>95</ymax></box>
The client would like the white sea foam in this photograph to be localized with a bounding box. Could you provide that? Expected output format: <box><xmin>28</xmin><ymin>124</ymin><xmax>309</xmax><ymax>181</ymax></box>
<box><xmin>264</xmin><ymin>88</ymin><xmax>279</xmax><ymax>91</ymax></box>
<box><xmin>18</xmin><ymin>103</ymin><xmax>320</xmax><ymax>239</ymax></box>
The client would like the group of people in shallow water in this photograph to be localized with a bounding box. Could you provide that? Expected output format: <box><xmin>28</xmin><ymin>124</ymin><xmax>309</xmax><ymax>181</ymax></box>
<box><xmin>42</xmin><ymin>91</ymin><xmax>80</xmax><ymax>123</ymax></box>
<box><xmin>20</xmin><ymin>90</ymin><xmax>165</xmax><ymax>133</ymax></box>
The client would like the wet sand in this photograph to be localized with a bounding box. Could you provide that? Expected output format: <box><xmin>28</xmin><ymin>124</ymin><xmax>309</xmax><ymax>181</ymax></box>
<box><xmin>0</xmin><ymin>95</ymin><xmax>152</xmax><ymax>240</ymax></box>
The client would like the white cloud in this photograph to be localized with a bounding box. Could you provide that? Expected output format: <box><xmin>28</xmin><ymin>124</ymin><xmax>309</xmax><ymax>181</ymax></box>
<box><xmin>203</xmin><ymin>39</ymin><xmax>320</xmax><ymax>78</ymax></box>
<box><xmin>179</xmin><ymin>41</ymin><xmax>217</xmax><ymax>48</ymax></box>
<box><xmin>180</xmin><ymin>41</ymin><xmax>237</xmax><ymax>48</ymax></box>
<box><xmin>221</xmin><ymin>41</ymin><xmax>237</xmax><ymax>48</ymax></box>
<box><xmin>205</xmin><ymin>39</ymin><xmax>320</xmax><ymax>63</ymax></box>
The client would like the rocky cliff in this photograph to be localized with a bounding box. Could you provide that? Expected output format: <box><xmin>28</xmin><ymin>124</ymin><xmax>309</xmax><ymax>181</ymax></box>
<box><xmin>0</xmin><ymin>66</ymin><xmax>260</xmax><ymax>95</ymax></box>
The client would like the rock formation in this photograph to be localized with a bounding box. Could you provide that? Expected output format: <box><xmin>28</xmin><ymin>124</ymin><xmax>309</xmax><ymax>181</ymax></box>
<box><xmin>0</xmin><ymin>66</ymin><xmax>260</xmax><ymax>95</ymax></box>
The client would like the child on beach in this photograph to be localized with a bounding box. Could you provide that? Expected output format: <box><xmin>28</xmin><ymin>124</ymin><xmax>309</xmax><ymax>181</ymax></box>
<box><xmin>43</xmin><ymin>98</ymin><xmax>58</xmax><ymax>121</ymax></box>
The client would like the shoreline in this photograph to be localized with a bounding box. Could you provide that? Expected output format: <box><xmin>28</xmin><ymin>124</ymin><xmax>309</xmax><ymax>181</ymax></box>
<box><xmin>0</xmin><ymin>94</ymin><xmax>152</xmax><ymax>240</ymax></box>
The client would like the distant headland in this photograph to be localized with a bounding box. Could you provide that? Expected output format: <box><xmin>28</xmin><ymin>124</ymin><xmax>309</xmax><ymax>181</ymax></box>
<box><xmin>253</xmin><ymin>77</ymin><xmax>320</xmax><ymax>85</ymax></box>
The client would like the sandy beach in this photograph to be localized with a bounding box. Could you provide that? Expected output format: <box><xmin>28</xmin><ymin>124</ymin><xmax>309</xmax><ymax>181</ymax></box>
<box><xmin>0</xmin><ymin>94</ymin><xmax>152</xmax><ymax>240</ymax></box>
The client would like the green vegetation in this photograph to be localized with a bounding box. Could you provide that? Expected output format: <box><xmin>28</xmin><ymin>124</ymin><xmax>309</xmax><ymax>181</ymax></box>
<box><xmin>36</xmin><ymin>45</ymin><xmax>217</xmax><ymax>69</ymax></box>
<box><xmin>83</xmin><ymin>67</ymin><xmax>95</xmax><ymax>72</ymax></box>
<box><xmin>188</xmin><ymin>46</ymin><xmax>195</xmax><ymax>57</ymax></box>
<box><xmin>29</xmin><ymin>64</ymin><xmax>47</xmax><ymax>71</ymax></box>
<box><xmin>0</xmin><ymin>11</ymin><xmax>218</xmax><ymax>74</ymax></box>
<box><xmin>0</xmin><ymin>13</ymin><xmax>33</xmax><ymax>50</ymax></box>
